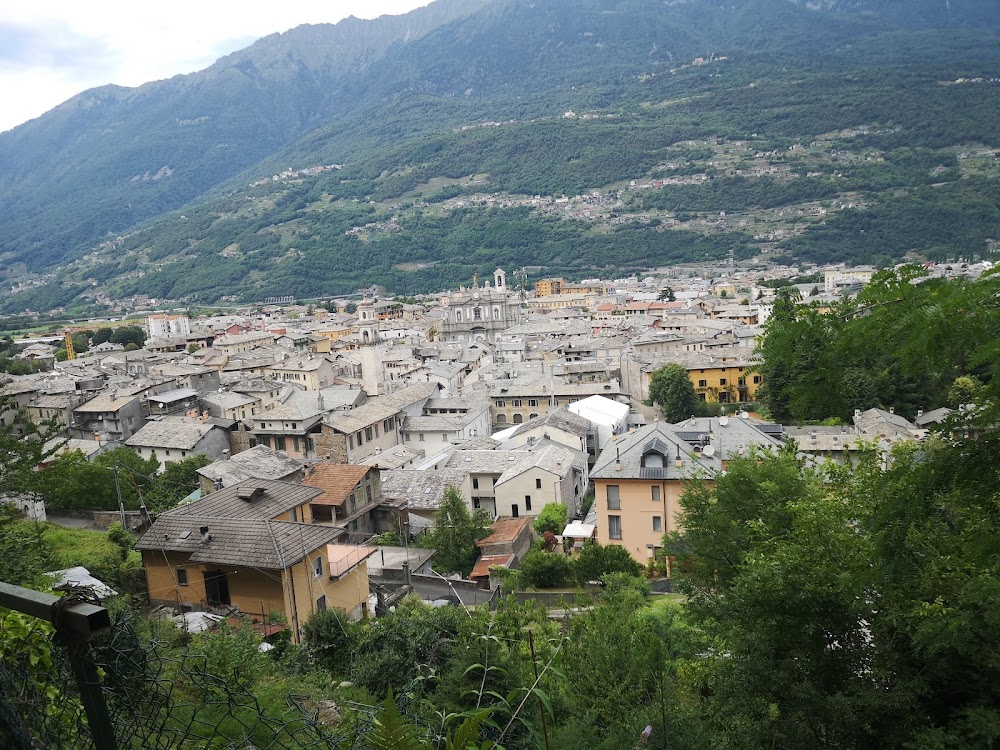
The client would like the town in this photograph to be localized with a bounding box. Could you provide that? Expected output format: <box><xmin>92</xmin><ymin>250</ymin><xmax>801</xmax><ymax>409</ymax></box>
<box><xmin>3</xmin><ymin>258</ymin><xmax>991</xmax><ymax>636</ymax></box>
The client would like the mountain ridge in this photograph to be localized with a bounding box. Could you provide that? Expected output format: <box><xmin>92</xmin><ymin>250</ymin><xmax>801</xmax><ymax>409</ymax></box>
<box><xmin>2</xmin><ymin>0</ymin><xmax>1000</xmax><ymax>313</ymax></box>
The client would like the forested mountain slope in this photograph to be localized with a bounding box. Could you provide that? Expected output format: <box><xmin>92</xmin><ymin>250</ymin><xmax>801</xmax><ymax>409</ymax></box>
<box><xmin>2</xmin><ymin>0</ymin><xmax>1000</xmax><ymax>312</ymax></box>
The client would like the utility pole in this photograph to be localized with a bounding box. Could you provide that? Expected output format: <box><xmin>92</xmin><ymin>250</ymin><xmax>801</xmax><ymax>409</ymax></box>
<box><xmin>112</xmin><ymin>464</ymin><xmax>126</xmax><ymax>526</ymax></box>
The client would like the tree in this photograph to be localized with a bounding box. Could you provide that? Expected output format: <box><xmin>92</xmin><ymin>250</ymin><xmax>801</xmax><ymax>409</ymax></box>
<box><xmin>518</xmin><ymin>549</ymin><xmax>573</xmax><ymax>588</ymax></box>
<box><xmin>345</xmin><ymin>302</ymin><xmax>358</xmax><ymax>315</ymax></box>
<box><xmin>0</xmin><ymin>505</ymin><xmax>55</xmax><ymax>587</ymax></box>
<box><xmin>533</xmin><ymin>502</ymin><xmax>568</xmax><ymax>535</ymax></box>
<box><xmin>948</xmin><ymin>375</ymin><xmax>981</xmax><ymax>408</ymax></box>
<box><xmin>92</xmin><ymin>328</ymin><xmax>113</xmax><ymax>345</ymax></box>
<box><xmin>573</xmin><ymin>541</ymin><xmax>642</xmax><ymax>585</ymax></box>
<box><xmin>670</xmin><ymin>435</ymin><xmax>1000</xmax><ymax>747</ymax></box>
<box><xmin>144</xmin><ymin>454</ymin><xmax>211</xmax><ymax>511</ymax></box>
<box><xmin>0</xmin><ymin>394</ymin><xmax>62</xmax><ymax>495</ymax></box>
<box><xmin>657</xmin><ymin>288</ymin><xmax>676</xmax><ymax>302</ymax></box>
<box><xmin>429</xmin><ymin>487</ymin><xmax>490</xmax><ymax>577</ymax></box>
<box><xmin>110</xmin><ymin>326</ymin><xmax>146</xmax><ymax>348</ymax></box>
<box><xmin>648</xmin><ymin>363</ymin><xmax>700</xmax><ymax>422</ymax></box>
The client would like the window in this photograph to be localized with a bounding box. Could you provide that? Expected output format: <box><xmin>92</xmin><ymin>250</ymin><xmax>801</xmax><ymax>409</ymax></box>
<box><xmin>653</xmin><ymin>516</ymin><xmax>662</xmax><ymax>532</ymax></box>
<box><xmin>513</xmin><ymin>399</ymin><xmax>522</xmax><ymax>408</ymax></box>
<box><xmin>513</xmin><ymin>414</ymin><xmax>523</xmax><ymax>424</ymax></box>
<box><xmin>419</xmin><ymin>433</ymin><xmax>425</xmax><ymax>442</ymax></box>
<box><xmin>528</xmin><ymin>399</ymin><xmax>538</xmax><ymax>407</ymax></box>
<box><xmin>512</xmin><ymin>504</ymin><xmax>519</xmax><ymax>518</ymax></box>
<box><xmin>642</xmin><ymin>452</ymin><xmax>664</xmax><ymax>468</ymax></box>
<box><xmin>473</xmin><ymin>497</ymin><xmax>481</xmax><ymax>509</ymax></box>
<box><xmin>312</xmin><ymin>557</ymin><xmax>323</xmax><ymax>578</ymax></box>
<box><xmin>177</xmin><ymin>568</ymin><xmax>188</xmax><ymax>586</ymax></box>
<box><xmin>275</xmin><ymin>436</ymin><xmax>286</xmax><ymax>451</ymax></box>
<box><xmin>165</xmin><ymin>450</ymin><xmax>171</xmax><ymax>457</ymax></box>
<box><xmin>472</xmin><ymin>477</ymin><xmax>479</xmax><ymax>489</ymax></box>
<box><xmin>292</xmin><ymin>436</ymin><xmax>300</xmax><ymax>453</ymax></box>
<box><xmin>535</xmin><ymin>478</ymin><xmax>542</xmax><ymax>489</ymax></box>
<box><xmin>316</xmin><ymin>595</ymin><xmax>327</xmax><ymax>611</ymax></box>
<box><xmin>496</xmin><ymin>414</ymin><xmax>507</xmax><ymax>424</ymax></box>
<box><xmin>365</xmin><ymin>426</ymin><xmax>373</xmax><ymax>441</ymax></box>
<box><xmin>719</xmin><ymin>378</ymin><xmax>727</xmax><ymax>386</ymax></box>
<box><xmin>608</xmin><ymin>515</ymin><xmax>622</xmax><ymax>539</ymax></box>
<box><xmin>366</xmin><ymin>486</ymin><xmax>373</xmax><ymax>503</ymax></box>
<box><xmin>496</xmin><ymin>400</ymin><xmax>505</xmax><ymax>408</ymax></box>
<box><xmin>349</xmin><ymin>435</ymin><xmax>354</xmax><ymax>449</ymax></box>
<box><xmin>607</xmin><ymin>485</ymin><xmax>621</xmax><ymax>510</ymax></box>
<box><xmin>753</xmin><ymin>375</ymin><xmax>762</xmax><ymax>384</ymax></box>
<box><xmin>525</xmin><ymin>495</ymin><xmax>532</xmax><ymax>512</ymax></box>
<box><xmin>652</xmin><ymin>485</ymin><xmax>661</xmax><ymax>502</ymax></box>
<box><xmin>698</xmin><ymin>379</ymin><xmax>707</xmax><ymax>388</ymax></box>
<box><xmin>474</xmin><ymin>307</ymin><xmax>482</xmax><ymax>320</ymax></box>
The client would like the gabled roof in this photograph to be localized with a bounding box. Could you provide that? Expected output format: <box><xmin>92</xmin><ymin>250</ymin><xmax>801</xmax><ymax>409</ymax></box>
<box><xmin>165</xmin><ymin>479</ymin><xmax>321</xmax><ymax>520</ymax></box>
<box><xmin>302</xmin><ymin>464</ymin><xmax>375</xmax><ymax>506</ymax></box>
<box><xmin>379</xmin><ymin>468</ymin><xmax>469</xmax><ymax>510</ymax></box>
<box><xmin>196</xmin><ymin>445</ymin><xmax>304</xmax><ymax>487</ymax></box>
<box><xmin>508</xmin><ymin>408</ymin><xmax>590</xmax><ymax>439</ymax></box>
<box><xmin>134</xmin><ymin>515</ymin><xmax>341</xmax><ymax>569</ymax></box>
<box><xmin>125</xmin><ymin>418</ymin><xmax>218</xmax><ymax>450</ymax></box>
<box><xmin>324</xmin><ymin>382</ymin><xmax>437</xmax><ymax>434</ymax></box>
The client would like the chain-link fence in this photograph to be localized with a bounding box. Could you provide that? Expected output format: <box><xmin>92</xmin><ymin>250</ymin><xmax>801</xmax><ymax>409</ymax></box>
<box><xmin>0</xmin><ymin>582</ymin><xmax>384</xmax><ymax>750</ymax></box>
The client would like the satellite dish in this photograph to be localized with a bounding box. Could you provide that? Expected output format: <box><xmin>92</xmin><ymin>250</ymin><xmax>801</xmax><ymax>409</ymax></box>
<box><xmin>719</xmin><ymin>416</ymin><xmax>729</xmax><ymax>427</ymax></box>
<box><xmin>702</xmin><ymin>444</ymin><xmax>716</xmax><ymax>458</ymax></box>
<box><xmin>740</xmin><ymin>411</ymin><xmax>750</xmax><ymax>419</ymax></box>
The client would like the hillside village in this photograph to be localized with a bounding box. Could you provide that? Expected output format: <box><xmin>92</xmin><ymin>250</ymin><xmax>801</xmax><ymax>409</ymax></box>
<box><xmin>1</xmin><ymin>258</ymin><xmax>990</xmax><ymax>638</ymax></box>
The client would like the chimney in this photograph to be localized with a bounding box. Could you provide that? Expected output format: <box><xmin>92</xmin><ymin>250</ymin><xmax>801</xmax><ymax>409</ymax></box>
<box><xmin>222</xmin><ymin>449</ymin><xmax>230</xmax><ymax>460</ymax></box>
<box><xmin>199</xmin><ymin>525</ymin><xmax>211</xmax><ymax>542</ymax></box>
<box><xmin>615</xmin><ymin>447</ymin><xmax>622</xmax><ymax>472</ymax></box>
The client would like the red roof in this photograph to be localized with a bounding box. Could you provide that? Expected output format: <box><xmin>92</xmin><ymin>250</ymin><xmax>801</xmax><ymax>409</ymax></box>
<box><xmin>470</xmin><ymin>554</ymin><xmax>515</xmax><ymax>580</ymax></box>
<box><xmin>303</xmin><ymin>463</ymin><xmax>374</xmax><ymax>506</ymax></box>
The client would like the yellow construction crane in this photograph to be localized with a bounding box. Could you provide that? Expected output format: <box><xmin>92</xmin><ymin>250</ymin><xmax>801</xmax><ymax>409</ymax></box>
<box><xmin>63</xmin><ymin>331</ymin><xmax>76</xmax><ymax>360</ymax></box>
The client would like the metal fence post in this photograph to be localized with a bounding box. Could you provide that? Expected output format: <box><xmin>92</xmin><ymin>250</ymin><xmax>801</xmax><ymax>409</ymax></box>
<box><xmin>62</xmin><ymin>635</ymin><xmax>119</xmax><ymax>750</ymax></box>
<box><xmin>0</xmin><ymin>581</ymin><xmax>117</xmax><ymax>750</ymax></box>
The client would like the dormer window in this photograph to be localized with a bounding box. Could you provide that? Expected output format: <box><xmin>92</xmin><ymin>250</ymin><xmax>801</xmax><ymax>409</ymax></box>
<box><xmin>642</xmin><ymin>451</ymin><xmax>665</xmax><ymax>468</ymax></box>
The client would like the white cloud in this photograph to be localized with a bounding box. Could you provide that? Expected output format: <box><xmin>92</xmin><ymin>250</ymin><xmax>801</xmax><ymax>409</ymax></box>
<box><xmin>0</xmin><ymin>1</ymin><xmax>429</xmax><ymax>133</ymax></box>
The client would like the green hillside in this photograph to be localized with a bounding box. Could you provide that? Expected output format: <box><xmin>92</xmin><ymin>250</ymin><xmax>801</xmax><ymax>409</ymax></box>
<box><xmin>2</xmin><ymin>0</ymin><xmax>1000</xmax><ymax>311</ymax></box>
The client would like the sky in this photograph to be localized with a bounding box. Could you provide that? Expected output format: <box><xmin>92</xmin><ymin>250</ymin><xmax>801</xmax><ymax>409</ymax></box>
<box><xmin>0</xmin><ymin>1</ymin><xmax>430</xmax><ymax>133</ymax></box>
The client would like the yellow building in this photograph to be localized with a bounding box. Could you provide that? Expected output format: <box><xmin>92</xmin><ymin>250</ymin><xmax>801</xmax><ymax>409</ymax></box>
<box><xmin>591</xmin><ymin>419</ymin><xmax>783</xmax><ymax>565</ymax></box>
<box><xmin>134</xmin><ymin>479</ymin><xmax>373</xmax><ymax>641</ymax></box>
<box><xmin>534</xmin><ymin>278</ymin><xmax>564</xmax><ymax>297</ymax></box>
<box><xmin>686</xmin><ymin>361</ymin><xmax>761</xmax><ymax>404</ymax></box>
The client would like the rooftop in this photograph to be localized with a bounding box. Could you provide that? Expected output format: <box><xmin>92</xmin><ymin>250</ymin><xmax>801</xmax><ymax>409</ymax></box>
<box><xmin>302</xmin><ymin>464</ymin><xmax>375</xmax><ymax>506</ymax></box>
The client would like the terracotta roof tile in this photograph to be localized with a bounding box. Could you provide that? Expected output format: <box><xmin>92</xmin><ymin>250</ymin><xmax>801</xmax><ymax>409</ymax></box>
<box><xmin>303</xmin><ymin>464</ymin><xmax>374</xmax><ymax>506</ymax></box>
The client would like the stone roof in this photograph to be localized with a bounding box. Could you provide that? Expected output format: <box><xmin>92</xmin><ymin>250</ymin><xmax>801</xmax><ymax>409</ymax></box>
<box><xmin>488</xmin><ymin>380</ymin><xmax>622</xmax><ymax>399</ymax></box>
<box><xmin>324</xmin><ymin>382</ymin><xmax>437</xmax><ymax>434</ymax></box>
<box><xmin>358</xmin><ymin>445</ymin><xmax>424</xmax><ymax>469</ymax></box>
<box><xmin>509</xmin><ymin>408</ymin><xmax>590</xmax><ymax>439</ymax></box>
<box><xmin>379</xmin><ymin>468</ymin><xmax>469</xmax><ymax>510</ymax></box>
<box><xmin>402</xmin><ymin>411</ymin><xmax>483</xmax><ymax>433</ymax></box>
<box><xmin>134</xmin><ymin>516</ymin><xmax>341</xmax><ymax>570</ymax></box>
<box><xmin>591</xmin><ymin>422</ymin><xmax>717</xmax><ymax>480</ymax></box>
<box><xmin>446</xmin><ymin>449</ymin><xmax>530</xmax><ymax>475</ymax></box>
<box><xmin>196</xmin><ymin>445</ymin><xmax>303</xmax><ymax>487</ymax></box>
<box><xmin>166</xmin><ymin>479</ymin><xmax>321</xmax><ymax>521</ymax></box>
<box><xmin>125</xmin><ymin>418</ymin><xmax>217</xmax><ymax>450</ymax></box>
<box><xmin>302</xmin><ymin>464</ymin><xmax>375</xmax><ymax>507</ymax></box>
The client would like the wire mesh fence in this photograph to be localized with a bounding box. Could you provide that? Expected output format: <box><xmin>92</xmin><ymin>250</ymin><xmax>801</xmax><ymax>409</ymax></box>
<box><xmin>0</xmin><ymin>584</ymin><xmax>386</xmax><ymax>750</ymax></box>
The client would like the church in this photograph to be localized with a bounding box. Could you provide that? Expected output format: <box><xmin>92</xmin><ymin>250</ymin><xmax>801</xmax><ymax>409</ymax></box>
<box><xmin>438</xmin><ymin>269</ymin><xmax>523</xmax><ymax>344</ymax></box>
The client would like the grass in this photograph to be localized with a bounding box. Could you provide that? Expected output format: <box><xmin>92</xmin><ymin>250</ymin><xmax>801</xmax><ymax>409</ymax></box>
<box><xmin>17</xmin><ymin>520</ymin><xmax>118</xmax><ymax>571</ymax></box>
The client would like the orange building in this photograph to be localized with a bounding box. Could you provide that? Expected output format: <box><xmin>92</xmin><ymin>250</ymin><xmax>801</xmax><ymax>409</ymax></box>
<box><xmin>134</xmin><ymin>479</ymin><xmax>373</xmax><ymax>642</ymax></box>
